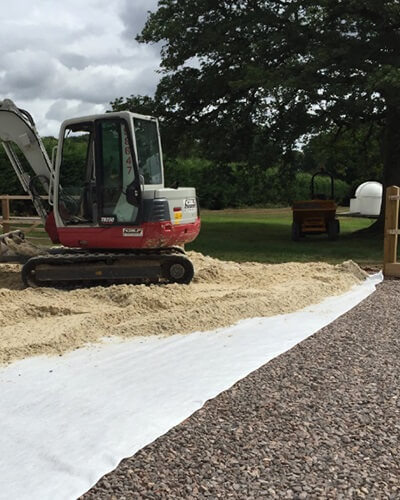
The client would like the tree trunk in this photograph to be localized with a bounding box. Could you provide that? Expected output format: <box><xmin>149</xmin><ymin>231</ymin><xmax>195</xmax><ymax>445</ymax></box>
<box><xmin>382</xmin><ymin>104</ymin><xmax>400</xmax><ymax>190</ymax></box>
<box><xmin>364</xmin><ymin>103</ymin><xmax>400</xmax><ymax>232</ymax></box>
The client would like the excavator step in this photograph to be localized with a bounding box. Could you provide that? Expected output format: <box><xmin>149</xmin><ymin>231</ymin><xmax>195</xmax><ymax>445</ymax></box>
<box><xmin>21</xmin><ymin>249</ymin><xmax>194</xmax><ymax>287</ymax></box>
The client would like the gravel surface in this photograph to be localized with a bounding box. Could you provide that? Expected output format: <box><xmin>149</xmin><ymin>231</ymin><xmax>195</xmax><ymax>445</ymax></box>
<box><xmin>82</xmin><ymin>280</ymin><xmax>400</xmax><ymax>499</ymax></box>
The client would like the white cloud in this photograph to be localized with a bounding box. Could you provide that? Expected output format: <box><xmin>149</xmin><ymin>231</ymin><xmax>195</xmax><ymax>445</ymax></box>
<box><xmin>0</xmin><ymin>0</ymin><xmax>160</xmax><ymax>136</ymax></box>
<box><xmin>45</xmin><ymin>100</ymin><xmax>107</xmax><ymax>122</ymax></box>
<box><xmin>119</xmin><ymin>1</ymin><xmax>159</xmax><ymax>38</ymax></box>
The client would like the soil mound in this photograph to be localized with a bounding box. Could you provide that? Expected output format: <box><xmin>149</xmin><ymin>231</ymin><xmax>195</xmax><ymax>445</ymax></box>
<box><xmin>0</xmin><ymin>252</ymin><xmax>368</xmax><ymax>364</ymax></box>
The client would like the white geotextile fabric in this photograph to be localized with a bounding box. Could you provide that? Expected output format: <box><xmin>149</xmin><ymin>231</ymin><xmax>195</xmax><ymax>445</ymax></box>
<box><xmin>0</xmin><ymin>273</ymin><xmax>382</xmax><ymax>500</ymax></box>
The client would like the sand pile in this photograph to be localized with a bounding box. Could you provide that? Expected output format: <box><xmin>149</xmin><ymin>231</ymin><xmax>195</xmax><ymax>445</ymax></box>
<box><xmin>0</xmin><ymin>252</ymin><xmax>368</xmax><ymax>364</ymax></box>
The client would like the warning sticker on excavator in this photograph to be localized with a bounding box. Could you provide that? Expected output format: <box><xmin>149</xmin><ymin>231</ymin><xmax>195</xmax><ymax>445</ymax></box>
<box><xmin>173</xmin><ymin>210</ymin><xmax>182</xmax><ymax>225</ymax></box>
<box><xmin>123</xmin><ymin>228</ymin><xmax>143</xmax><ymax>237</ymax></box>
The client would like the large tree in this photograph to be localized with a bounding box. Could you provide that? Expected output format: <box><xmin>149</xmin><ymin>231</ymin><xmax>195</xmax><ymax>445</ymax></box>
<box><xmin>135</xmin><ymin>0</ymin><xmax>400</xmax><ymax>197</ymax></box>
<box><xmin>301</xmin><ymin>124</ymin><xmax>384</xmax><ymax>189</ymax></box>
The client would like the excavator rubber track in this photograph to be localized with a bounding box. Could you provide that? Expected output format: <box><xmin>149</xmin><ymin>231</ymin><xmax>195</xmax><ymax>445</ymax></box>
<box><xmin>21</xmin><ymin>247</ymin><xmax>194</xmax><ymax>288</ymax></box>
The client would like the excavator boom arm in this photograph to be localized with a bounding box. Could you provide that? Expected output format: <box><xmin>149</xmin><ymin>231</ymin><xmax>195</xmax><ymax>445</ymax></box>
<box><xmin>0</xmin><ymin>99</ymin><xmax>55</xmax><ymax>222</ymax></box>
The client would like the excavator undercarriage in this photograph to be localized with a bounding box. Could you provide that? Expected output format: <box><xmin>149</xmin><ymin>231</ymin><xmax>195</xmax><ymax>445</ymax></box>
<box><xmin>0</xmin><ymin>230</ymin><xmax>194</xmax><ymax>287</ymax></box>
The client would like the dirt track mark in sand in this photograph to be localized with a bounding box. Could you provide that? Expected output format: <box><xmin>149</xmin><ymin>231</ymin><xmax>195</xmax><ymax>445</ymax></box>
<box><xmin>0</xmin><ymin>252</ymin><xmax>367</xmax><ymax>364</ymax></box>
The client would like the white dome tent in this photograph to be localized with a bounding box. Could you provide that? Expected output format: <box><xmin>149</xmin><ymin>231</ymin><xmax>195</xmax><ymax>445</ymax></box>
<box><xmin>349</xmin><ymin>181</ymin><xmax>382</xmax><ymax>216</ymax></box>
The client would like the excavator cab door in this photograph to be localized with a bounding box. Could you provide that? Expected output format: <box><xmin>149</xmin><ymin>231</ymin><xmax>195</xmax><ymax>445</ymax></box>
<box><xmin>56</xmin><ymin>121</ymin><xmax>95</xmax><ymax>225</ymax></box>
<box><xmin>95</xmin><ymin>118</ymin><xmax>141</xmax><ymax>226</ymax></box>
<box><xmin>55</xmin><ymin>117</ymin><xmax>142</xmax><ymax>228</ymax></box>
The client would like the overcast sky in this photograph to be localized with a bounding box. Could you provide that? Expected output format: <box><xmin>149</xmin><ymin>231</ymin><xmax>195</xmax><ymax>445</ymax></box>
<box><xmin>0</xmin><ymin>0</ymin><xmax>160</xmax><ymax>136</ymax></box>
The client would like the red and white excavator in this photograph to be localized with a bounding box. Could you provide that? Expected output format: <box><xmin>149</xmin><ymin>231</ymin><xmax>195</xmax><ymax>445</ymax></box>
<box><xmin>0</xmin><ymin>99</ymin><xmax>200</xmax><ymax>287</ymax></box>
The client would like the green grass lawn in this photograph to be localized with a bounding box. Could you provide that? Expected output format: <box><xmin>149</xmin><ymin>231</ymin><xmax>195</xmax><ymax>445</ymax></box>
<box><xmin>5</xmin><ymin>208</ymin><xmax>383</xmax><ymax>266</ymax></box>
<box><xmin>187</xmin><ymin>208</ymin><xmax>382</xmax><ymax>265</ymax></box>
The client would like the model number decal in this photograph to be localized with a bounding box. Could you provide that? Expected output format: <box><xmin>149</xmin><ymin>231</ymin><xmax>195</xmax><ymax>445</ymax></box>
<box><xmin>101</xmin><ymin>216</ymin><xmax>115</xmax><ymax>224</ymax></box>
<box><xmin>123</xmin><ymin>228</ymin><xmax>143</xmax><ymax>237</ymax></box>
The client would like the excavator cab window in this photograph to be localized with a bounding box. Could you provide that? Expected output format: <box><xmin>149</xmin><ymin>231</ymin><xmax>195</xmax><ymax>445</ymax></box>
<box><xmin>58</xmin><ymin>123</ymin><xmax>95</xmax><ymax>225</ymax></box>
<box><xmin>133</xmin><ymin>118</ymin><xmax>163</xmax><ymax>185</ymax></box>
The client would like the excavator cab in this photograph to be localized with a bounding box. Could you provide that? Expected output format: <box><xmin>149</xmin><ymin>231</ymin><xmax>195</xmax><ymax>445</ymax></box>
<box><xmin>47</xmin><ymin>110</ymin><xmax>200</xmax><ymax>251</ymax></box>
<box><xmin>56</xmin><ymin>117</ymin><xmax>144</xmax><ymax>227</ymax></box>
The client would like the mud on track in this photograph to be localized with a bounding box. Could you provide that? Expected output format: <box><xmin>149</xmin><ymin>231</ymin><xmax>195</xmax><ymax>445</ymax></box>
<box><xmin>0</xmin><ymin>253</ymin><xmax>367</xmax><ymax>364</ymax></box>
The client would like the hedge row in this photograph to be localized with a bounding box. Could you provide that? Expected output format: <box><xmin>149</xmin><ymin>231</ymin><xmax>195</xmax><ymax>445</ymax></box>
<box><xmin>0</xmin><ymin>146</ymin><xmax>350</xmax><ymax>214</ymax></box>
<box><xmin>164</xmin><ymin>157</ymin><xmax>350</xmax><ymax>209</ymax></box>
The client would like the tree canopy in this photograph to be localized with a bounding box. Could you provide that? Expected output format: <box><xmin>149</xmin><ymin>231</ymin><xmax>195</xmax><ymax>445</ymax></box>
<box><xmin>129</xmin><ymin>0</ymin><xmax>399</xmax><ymax>188</ymax></box>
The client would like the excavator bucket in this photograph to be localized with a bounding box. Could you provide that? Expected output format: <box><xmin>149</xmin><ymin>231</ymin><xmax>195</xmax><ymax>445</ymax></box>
<box><xmin>0</xmin><ymin>230</ymin><xmax>46</xmax><ymax>262</ymax></box>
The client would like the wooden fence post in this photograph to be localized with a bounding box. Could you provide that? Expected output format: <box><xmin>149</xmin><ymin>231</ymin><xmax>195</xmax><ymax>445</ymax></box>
<box><xmin>383</xmin><ymin>185</ymin><xmax>400</xmax><ymax>277</ymax></box>
<box><xmin>1</xmin><ymin>196</ymin><xmax>10</xmax><ymax>234</ymax></box>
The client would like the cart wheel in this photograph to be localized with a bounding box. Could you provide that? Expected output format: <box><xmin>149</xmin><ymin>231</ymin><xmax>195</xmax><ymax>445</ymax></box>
<box><xmin>292</xmin><ymin>222</ymin><xmax>301</xmax><ymax>241</ymax></box>
<box><xmin>328</xmin><ymin>219</ymin><xmax>339</xmax><ymax>240</ymax></box>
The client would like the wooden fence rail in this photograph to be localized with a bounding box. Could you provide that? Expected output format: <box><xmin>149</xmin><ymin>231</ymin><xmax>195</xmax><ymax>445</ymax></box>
<box><xmin>0</xmin><ymin>195</ymin><xmax>47</xmax><ymax>236</ymax></box>
<box><xmin>383</xmin><ymin>185</ymin><xmax>400</xmax><ymax>277</ymax></box>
